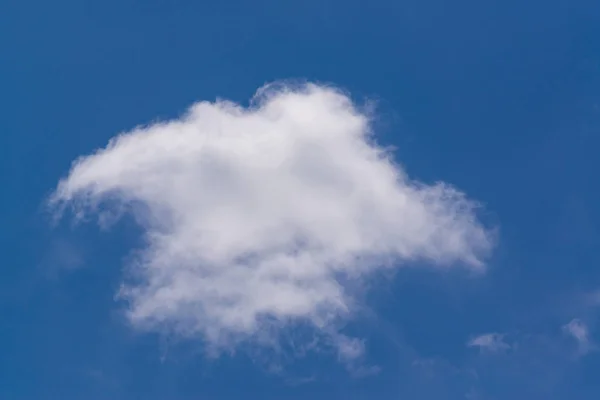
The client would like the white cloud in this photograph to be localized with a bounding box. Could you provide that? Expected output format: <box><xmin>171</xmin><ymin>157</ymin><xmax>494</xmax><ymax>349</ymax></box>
<box><xmin>467</xmin><ymin>333</ymin><xmax>510</xmax><ymax>353</ymax></box>
<box><xmin>563</xmin><ymin>319</ymin><xmax>595</xmax><ymax>355</ymax></box>
<box><xmin>50</xmin><ymin>82</ymin><xmax>493</xmax><ymax>359</ymax></box>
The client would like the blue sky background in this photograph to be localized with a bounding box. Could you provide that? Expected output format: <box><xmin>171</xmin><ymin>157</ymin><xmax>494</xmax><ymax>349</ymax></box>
<box><xmin>2</xmin><ymin>0</ymin><xmax>600</xmax><ymax>399</ymax></box>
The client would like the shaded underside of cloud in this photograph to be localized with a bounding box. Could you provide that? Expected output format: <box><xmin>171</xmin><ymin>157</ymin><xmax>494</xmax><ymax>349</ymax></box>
<box><xmin>50</xmin><ymin>82</ymin><xmax>493</xmax><ymax>359</ymax></box>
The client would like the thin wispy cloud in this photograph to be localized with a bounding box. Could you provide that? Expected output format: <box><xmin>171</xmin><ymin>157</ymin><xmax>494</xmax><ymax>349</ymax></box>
<box><xmin>49</xmin><ymin>82</ymin><xmax>493</xmax><ymax>360</ymax></box>
<box><xmin>585</xmin><ymin>289</ymin><xmax>600</xmax><ymax>307</ymax></box>
<box><xmin>467</xmin><ymin>333</ymin><xmax>510</xmax><ymax>353</ymax></box>
<box><xmin>563</xmin><ymin>319</ymin><xmax>595</xmax><ymax>355</ymax></box>
<box><xmin>38</xmin><ymin>237</ymin><xmax>85</xmax><ymax>279</ymax></box>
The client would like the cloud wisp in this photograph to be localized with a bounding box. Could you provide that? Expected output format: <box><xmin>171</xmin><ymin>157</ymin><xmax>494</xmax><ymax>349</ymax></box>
<box><xmin>563</xmin><ymin>319</ymin><xmax>595</xmax><ymax>355</ymax></box>
<box><xmin>467</xmin><ymin>333</ymin><xmax>510</xmax><ymax>354</ymax></box>
<box><xmin>50</xmin><ymin>82</ymin><xmax>493</xmax><ymax>359</ymax></box>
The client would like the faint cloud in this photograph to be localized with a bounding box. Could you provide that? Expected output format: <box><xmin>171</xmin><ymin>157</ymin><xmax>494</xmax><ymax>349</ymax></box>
<box><xmin>407</xmin><ymin>356</ymin><xmax>478</xmax><ymax>398</ymax></box>
<box><xmin>464</xmin><ymin>330</ymin><xmax>589</xmax><ymax>398</ymax></box>
<box><xmin>467</xmin><ymin>333</ymin><xmax>510</xmax><ymax>353</ymax></box>
<box><xmin>562</xmin><ymin>318</ymin><xmax>595</xmax><ymax>355</ymax></box>
<box><xmin>585</xmin><ymin>290</ymin><xmax>600</xmax><ymax>307</ymax></box>
<box><xmin>49</xmin><ymin>82</ymin><xmax>493</xmax><ymax>362</ymax></box>
<box><xmin>334</xmin><ymin>335</ymin><xmax>366</xmax><ymax>361</ymax></box>
<box><xmin>83</xmin><ymin>367</ymin><xmax>120</xmax><ymax>391</ymax></box>
<box><xmin>38</xmin><ymin>237</ymin><xmax>84</xmax><ymax>280</ymax></box>
<box><xmin>283</xmin><ymin>375</ymin><xmax>317</xmax><ymax>386</ymax></box>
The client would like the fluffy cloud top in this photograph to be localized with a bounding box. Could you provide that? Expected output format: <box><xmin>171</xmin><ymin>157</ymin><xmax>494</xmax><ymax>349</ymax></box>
<box><xmin>50</xmin><ymin>83</ymin><xmax>493</xmax><ymax>357</ymax></box>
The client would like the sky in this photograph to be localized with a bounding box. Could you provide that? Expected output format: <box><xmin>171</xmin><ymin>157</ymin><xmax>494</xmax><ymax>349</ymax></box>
<box><xmin>1</xmin><ymin>0</ymin><xmax>600</xmax><ymax>399</ymax></box>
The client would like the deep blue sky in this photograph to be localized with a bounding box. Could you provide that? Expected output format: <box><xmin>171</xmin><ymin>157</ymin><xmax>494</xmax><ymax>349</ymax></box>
<box><xmin>2</xmin><ymin>0</ymin><xmax>600</xmax><ymax>399</ymax></box>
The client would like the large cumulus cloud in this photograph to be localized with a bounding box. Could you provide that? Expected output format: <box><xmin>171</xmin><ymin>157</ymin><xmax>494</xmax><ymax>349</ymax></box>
<box><xmin>50</xmin><ymin>83</ymin><xmax>493</xmax><ymax>358</ymax></box>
